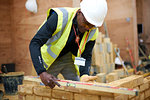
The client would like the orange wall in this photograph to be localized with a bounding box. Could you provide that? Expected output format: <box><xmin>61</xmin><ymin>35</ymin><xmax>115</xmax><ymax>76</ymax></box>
<box><xmin>0</xmin><ymin>0</ymin><xmax>14</xmax><ymax>66</ymax></box>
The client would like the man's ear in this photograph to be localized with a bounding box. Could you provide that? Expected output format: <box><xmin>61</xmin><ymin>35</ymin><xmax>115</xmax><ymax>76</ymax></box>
<box><xmin>77</xmin><ymin>9</ymin><xmax>82</xmax><ymax>15</ymax></box>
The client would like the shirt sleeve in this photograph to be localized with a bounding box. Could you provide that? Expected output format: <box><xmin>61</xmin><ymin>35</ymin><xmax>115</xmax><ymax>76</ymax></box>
<box><xmin>79</xmin><ymin>40</ymin><xmax>96</xmax><ymax>76</ymax></box>
<box><xmin>29</xmin><ymin>11</ymin><xmax>58</xmax><ymax>75</ymax></box>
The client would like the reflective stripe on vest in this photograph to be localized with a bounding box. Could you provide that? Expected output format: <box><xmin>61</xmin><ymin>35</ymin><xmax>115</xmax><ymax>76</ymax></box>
<box><xmin>46</xmin><ymin>8</ymin><xmax>68</xmax><ymax>59</ymax></box>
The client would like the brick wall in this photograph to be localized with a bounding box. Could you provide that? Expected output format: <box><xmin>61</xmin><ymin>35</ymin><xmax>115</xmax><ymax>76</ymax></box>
<box><xmin>18</xmin><ymin>75</ymin><xmax>150</xmax><ymax>100</ymax></box>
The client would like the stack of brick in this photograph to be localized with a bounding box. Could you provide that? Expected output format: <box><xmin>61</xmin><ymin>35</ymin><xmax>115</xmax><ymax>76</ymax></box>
<box><xmin>92</xmin><ymin>33</ymin><xmax>116</xmax><ymax>74</ymax></box>
<box><xmin>18</xmin><ymin>75</ymin><xmax>150</xmax><ymax>100</ymax></box>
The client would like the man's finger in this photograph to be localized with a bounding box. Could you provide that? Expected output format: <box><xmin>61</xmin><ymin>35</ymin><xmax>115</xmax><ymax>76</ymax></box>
<box><xmin>53</xmin><ymin>81</ymin><xmax>61</xmax><ymax>87</ymax></box>
<box><xmin>89</xmin><ymin>76</ymin><xmax>98</xmax><ymax>81</ymax></box>
<box><xmin>47</xmin><ymin>80</ymin><xmax>55</xmax><ymax>89</ymax></box>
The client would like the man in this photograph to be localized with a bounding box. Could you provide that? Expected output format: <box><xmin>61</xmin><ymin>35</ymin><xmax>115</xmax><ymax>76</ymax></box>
<box><xmin>29</xmin><ymin>0</ymin><xmax>107</xmax><ymax>89</ymax></box>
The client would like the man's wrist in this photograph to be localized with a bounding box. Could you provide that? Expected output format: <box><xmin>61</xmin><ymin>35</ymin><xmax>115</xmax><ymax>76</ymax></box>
<box><xmin>39</xmin><ymin>71</ymin><xmax>47</xmax><ymax>76</ymax></box>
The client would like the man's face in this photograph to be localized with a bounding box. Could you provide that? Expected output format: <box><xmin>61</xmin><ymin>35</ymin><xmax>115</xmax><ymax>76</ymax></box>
<box><xmin>77</xmin><ymin>10</ymin><xmax>95</xmax><ymax>33</ymax></box>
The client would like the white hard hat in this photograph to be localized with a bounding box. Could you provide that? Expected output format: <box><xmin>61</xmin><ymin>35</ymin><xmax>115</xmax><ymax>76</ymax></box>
<box><xmin>80</xmin><ymin>0</ymin><xmax>108</xmax><ymax>27</ymax></box>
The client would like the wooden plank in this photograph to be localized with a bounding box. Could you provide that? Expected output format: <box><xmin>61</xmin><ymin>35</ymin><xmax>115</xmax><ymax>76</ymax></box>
<box><xmin>24</xmin><ymin>76</ymin><xmax>139</xmax><ymax>96</ymax></box>
<box><xmin>0</xmin><ymin>43</ymin><xmax>13</xmax><ymax>64</ymax></box>
<box><xmin>0</xmin><ymin>0</ymin><xmax>11</xmax><ymax>25</ymax></box>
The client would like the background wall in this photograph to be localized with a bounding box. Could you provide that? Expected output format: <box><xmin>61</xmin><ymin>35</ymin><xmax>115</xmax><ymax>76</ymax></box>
<box><xmin>143</xmin><ymin>0</ymin><xmax>150</xmax><ymax>54</ymax></box>
<box><xmin>104</xmin><ymin>0</ymin><xmax>139</xmax><ymax>65</ymax></box>
<box><xmin>0</xmin><ymin>0</ymin><xmax>14</xmax><ymax>66</ymax></box>
<box><xmin>11</xmin><ymin>0</ymin><xmax>80</xmax><ymax>75</ymax></box>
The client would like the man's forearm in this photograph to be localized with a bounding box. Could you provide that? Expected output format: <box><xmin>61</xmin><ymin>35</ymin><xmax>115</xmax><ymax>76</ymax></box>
<box><xmin>29</xmin><ymin>40</ymin><xmax>46</xmax><ymax>75</ymax></box>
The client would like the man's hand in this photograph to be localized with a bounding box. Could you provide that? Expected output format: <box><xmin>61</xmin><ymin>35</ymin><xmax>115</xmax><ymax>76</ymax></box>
<box><xmin>39</xmin><ymin>72</ymin><xmax>61</xmax><ymax>89</ymax></box>
<box><xmin>80</xmin><ymin>74</ymin><xmax>98</xmax><ymax>82</ymax></box>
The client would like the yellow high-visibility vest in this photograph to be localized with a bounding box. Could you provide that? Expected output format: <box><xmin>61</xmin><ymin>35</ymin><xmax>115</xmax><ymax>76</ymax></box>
<box><xmin>41</xmin><ymin>7</ymin><xmax>99</xmax><ymax>75</ymax></box>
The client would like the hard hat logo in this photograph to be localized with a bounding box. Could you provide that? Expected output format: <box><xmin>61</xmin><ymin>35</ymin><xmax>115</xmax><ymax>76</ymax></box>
<box><xmin>80</xmin><ymin>0</ymin><xmax>108</xmax><ymax>27</ymax></box>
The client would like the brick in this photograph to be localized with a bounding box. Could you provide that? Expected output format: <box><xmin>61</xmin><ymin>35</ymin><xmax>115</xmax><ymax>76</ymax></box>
<box><xmin>52</xmin><ymin>90</ymin><xmax>73</xmax><ymax>100</ymax></box>
<box><xmin>26</xmin><ymin>95</ymin><xmax>35</xmax><ymax>100</ymax></box>
<box><xmin>101</xmin><ymin>96</ymin><xmax>114</xmax><ymax>100</ymax></box>
<box><xmin>136</xmin><ymin>75</ymin><xmax>144</xmax><ymax>86</ymax></box>
<box><xmin>139</xmin><ymin>80</ymin><xmax>149</xmax><ymax>92</ymax></box>
<box><xmin>18</xmin><ymin>84</ymin><xmax>34</xmax><ymax>95</ymax></box>
<box><xmin>113</xmin><ymin>69</ymin><xmax>125</xmax><ymax>78</ymax></box>
<box><xmin>145</xmin><ymin>97</ymin><xmax>150</xmax><ymax>100</ymax></box>
<box><xmin>108</xmin><ymin>75</ymin><xmax>144</xmax><ymax>88</ymax></box>
<box><xmin>114</xmin><ymin>94</ymin><xmax>128</xmax><ymax>100</ymax></box>
<box><xmin>35</xmin><ymin>96</ymin><xmax>42</xmax><ymax>100</ymax></box>
<box><xmin>129</xmin><ymin>98</ymin><xmax>136</xmax><ymax>100</ymax></box>
<box><xmin>74</xmin><ymin>94</ymin><xmax>99</xmax><ymax>100</ymax></box>
<box><xmin>144</xmin><ymin>88</ymin><xmax>150</xmax><ymax>98</ymax></box>
<box><xmin>139</xmin><ymin>92</ymin><xmax>144</xmax><ymax>100</ymax></box>
<box><xmin>23</xmin><ymin>80</ymin><xmax>40</xmax><ymax>85</ymax></box>
<box><xmin>3</xmin><ymin>95</ymin><xmax>19</xmax><ymax>100</ymax></box>
<box><xmin>96</xmin><ymin>73</ymin><xmax>106</xmax><ymax>83</ymax></box>
<box><xmin>128</xmin><ymin>87</ymin><xmax>139</xmax><ymax>99</ymax></box>
<box><xmin>34</xmin><ymin>86</ymin><xmax>51</xmax><ymax>97</ymax></box>
<box><xmin>135</xmin><ymin>94</ymin><xmax>140</xmax><ymax>100</ymax></box>
<box><xmin>106</xmin><ymin>73</ymin><xmax>118</xmax><ymax>83</ymax></box>
<box><xmin>18</xmin><ymin>95</ymin><xmax>25</xmax><ymax>100</ymax></box>
<box><xmin>43</xmin><ymin>97</ymin><xmax>51</xmax><ymax>100</ymax></box>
